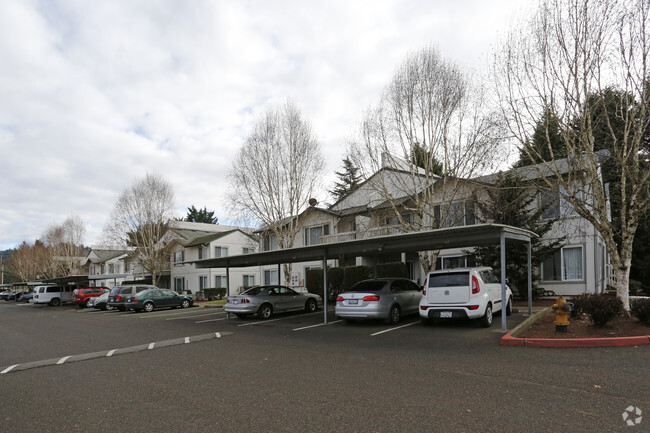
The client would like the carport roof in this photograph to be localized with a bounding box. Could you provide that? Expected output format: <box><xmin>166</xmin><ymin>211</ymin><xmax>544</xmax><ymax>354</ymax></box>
<box><xmin>192</xmin><ymin>223</ymin><xmax>536</xmax><ymax>269</ymax></box>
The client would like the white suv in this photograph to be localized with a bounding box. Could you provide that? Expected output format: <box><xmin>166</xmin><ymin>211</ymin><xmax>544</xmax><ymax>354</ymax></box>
<box><xmin>419</xmin><ymin>267</ymin><xmax>512</xmax><ymax>327</ymax></box>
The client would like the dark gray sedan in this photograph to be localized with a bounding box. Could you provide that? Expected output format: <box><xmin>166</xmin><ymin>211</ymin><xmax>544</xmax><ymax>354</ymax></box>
<box><xmin>225</xmin><ymin>285</ymin><xmax>322</xmax><ymax>319</ymax></box>
<box><xmin>125</xmin><ymin>289</ymin><xmax>193</xmax><ymax>313</ymax></box>
<box><xmin>335</xmin><ymin>278</ymin><xmax>422</xmax><ymax>324</ymax></box>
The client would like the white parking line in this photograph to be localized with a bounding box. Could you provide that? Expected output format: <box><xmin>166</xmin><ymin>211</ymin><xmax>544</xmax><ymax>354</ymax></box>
<box><xmin>106</xmin><ymin>350</ymin><xmax>117</xmax><ymax>357</ymax></box>
<box><xmin>293</xmin><ymin>320</ymin><xmax>342</xmax><ymax>331</ymax></box>
<box><xmin>56</xmin><ymin>356</ymin><xmax>70</xmax><ymax>365</ymax></box>
<box><xmin>165</xmin><ymin>312</ymin><xmax>225</xmax><ymax>321</ymax></box>
<box><xmin>237</xmin><ymin>311</ymin><xmax>320</xmax><ymax>327</ymax></box>
<box><xmin>195</xmin><ymin>317</ymin><xmax>229</xmax><ymax>324</ymax></box>
<box><xmin>148</xmin><ymin>343</ymin><xmax>155</xmax><ymax>350</ymax></box>
<box><xmin>1</xmin><ymin>365</ymin><xmax>17</xmax><ymax>374</ymax></box>
<box><xmin>371</xmin><ymin>321</ymin><xmax>419</xmax><ymax>336</ymax></box>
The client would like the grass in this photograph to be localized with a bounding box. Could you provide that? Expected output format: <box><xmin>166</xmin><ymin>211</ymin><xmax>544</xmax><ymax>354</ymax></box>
<box><xmin>204</xmin><ymin>299</ymin><xmax>227</xmax><ymax>306</ymax></box>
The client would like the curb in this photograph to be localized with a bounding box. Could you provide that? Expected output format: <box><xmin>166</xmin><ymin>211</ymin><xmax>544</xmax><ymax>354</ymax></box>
<box><xmin>500</xmin><ymin>307</ymin><xmax>650</xmax><ymax>348</ymax></box>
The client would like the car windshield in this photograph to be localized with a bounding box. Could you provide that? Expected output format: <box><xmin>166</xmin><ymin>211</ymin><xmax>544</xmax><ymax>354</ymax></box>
<box><xmin>110</xmin><ymin>287</ymin><xmax>121</xmax><ymax>295</ymax></box>
<box><xmin>348</xmin><ymin>280</ymin><xmax>387</xmax><ymax>292</ymax></box>
<box><xmin>241</xmin><ymin>286</ymin><xmax>268</xmax><ymax>296</ymax></box>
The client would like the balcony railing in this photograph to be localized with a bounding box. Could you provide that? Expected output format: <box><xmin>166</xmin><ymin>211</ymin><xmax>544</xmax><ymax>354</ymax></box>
<box><xmin>320</xmin><ymin>226</ymin><xmax>407</xmax><ymax>244</ymax></box>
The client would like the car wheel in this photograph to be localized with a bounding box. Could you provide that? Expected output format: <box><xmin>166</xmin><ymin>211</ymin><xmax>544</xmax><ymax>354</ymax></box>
<box><xmin>180</xmin><ymin>299</ymin><xmax>190</xmax><ymax>309</ymax></box>
<box><xmin>479</xmin><ymin>303</ymin><xmax>493</xmax><ymax>328</ymax></box>
<box><xmin>386</xmin><ymin>305</ymin><xmax>401</xmax><ymax>325</ymax></box>
<box><xmin>144</xmin><ymin>302</ymin><xmax>155</xmax><ymax>313</ymax></box>
<box><xmin>84</xmin><ymin>299</ymin><xmax>92</xmax><ymax>308</ymax></box>
<box><xmin>257</xmin><ymin>303</ymin><xmax>273</xmax><ymax>320</ymax></box>
<box><xmin>505</xmin><ymin>297</ymin><xmax>513</xmax><ymax>316</ymax></box>
<box><xmin>49</xmin><ymin>298</ymin><xmax>61</xmax><ymax>307</ymax></box>
<box><xmin>304</xmin><ymin>298</ymin><xmax>317</xmax><ymax>313</ymax></box>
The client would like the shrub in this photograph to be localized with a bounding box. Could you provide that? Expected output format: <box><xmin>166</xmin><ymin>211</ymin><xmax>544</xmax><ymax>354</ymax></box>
<box><xmin>376</xmin><ymin>262</ymin><xmax>409</xmax><ymax>278</ymax></box>
<box><xmin>581</xmin><ymin>294</ymin><xmax>623</xmax><ymax>327</ymax></box>
<box><xmin>327</xmin><ymin>267</ymin><xmax>345</xmax><ymax>300</ymax></box>
<box><xmin>306</xmin><ymin>269</ymin><xmax>324</xmax><ymax>295</ymax></box>
<box><xmin>569</xmin><ymin>293</ymin><xmax>592</xmax><ymax>319</ymax></box>
<box><xmin>630</xmin><ymin>297</ymin><xmax>650</xmax><ymax>324</ymax></box>
<box><xmin>343</xmin><ymin>265</ymin><xmax>372</xmax><ymax>290</ymax></box>
<box><xmin>203</xmin><ymin>287</ymin><xmax>227</xmax><ymax>300</ymax></box>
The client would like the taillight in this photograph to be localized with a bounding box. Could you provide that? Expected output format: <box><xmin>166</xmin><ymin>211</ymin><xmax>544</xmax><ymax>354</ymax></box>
<box><xmin>471</xmin><ymin>276</ymin><xmax>480</xmax><ymax>294</ymax></box>
<box><xmin>131</xmin><ymin>297</ymin><xmax>137</xmax><ymax>303</ymax></box>
<box><xmin>363</xmin><ymin>295</ymin><xmax>380</xmax><ymax>301</ymax></box>
<box><xmin>468</xmin><ymin>305</ymin><xmax>479</xmax><ymax>310</ymax></box>
<box><xmin>423</xmin><ymin>288</ymin><xmax>427</xmax><ymax>295</ymax></box>
<box><xmin>116</xmin><ymin>295</ymin><xmax>122</xmax><ymax>301</ymax></box>
<box><xmin>336</xmin><ymin>296</ymin><xmax>344</xmax><ymax>302</ymax></box>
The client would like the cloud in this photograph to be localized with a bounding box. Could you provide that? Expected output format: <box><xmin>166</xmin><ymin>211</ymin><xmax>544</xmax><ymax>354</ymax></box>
<box><xmin>0</xmin><ymin>0</ymin><xmax>521</xmax><ymax>250</ymax></box>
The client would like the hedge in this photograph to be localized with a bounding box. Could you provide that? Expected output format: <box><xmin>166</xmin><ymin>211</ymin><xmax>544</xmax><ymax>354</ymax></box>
<box><xmin>376</xmin><ymin>262</ymin><xmax>409</xmax><ymax>279</ymax></box>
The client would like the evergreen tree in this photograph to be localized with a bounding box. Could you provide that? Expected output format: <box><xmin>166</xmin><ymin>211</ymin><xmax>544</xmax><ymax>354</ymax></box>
<box><xmin>515</xmin><ymin>108</ymin><xmax>566</xmax><ymax>167</ymax></box>
<box><xmin>184</xmin><ymin>205</ymin><xmax>218</xmax><ymax>224</ymax></box>
<box><xmin>330</xmin><ymin>157</ymin><xmax>363</xmax><ymax>201</ymax></box>
<box><xmin>410</xmin><ymin>142</ymin><xmax>443</xmax><ymax>175</ymax></box>
<box><xmin>470</xmin><ymin>172</ymin><xmax>563</xmax><ymax>299</ymax></box>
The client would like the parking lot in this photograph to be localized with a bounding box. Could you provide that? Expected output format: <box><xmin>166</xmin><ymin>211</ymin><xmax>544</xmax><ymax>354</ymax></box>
<box><xmin>1</xmin><ymin>301</ymin><xmax>648</xmax><ymax>432</ymax></box>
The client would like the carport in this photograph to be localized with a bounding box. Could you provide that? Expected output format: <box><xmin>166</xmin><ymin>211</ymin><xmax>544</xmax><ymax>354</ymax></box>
<box><xmin>193</xmin><ymin>223</ymin><xmax>537</xmax><ymax>330</ymax></box>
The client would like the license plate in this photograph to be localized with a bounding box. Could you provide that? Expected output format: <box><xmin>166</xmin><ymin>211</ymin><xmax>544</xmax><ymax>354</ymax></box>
<box><xmin>440</xmin><ymin>311</ymin><xmax>453</xmax><ymax>319</ymax></box>
<box><xmin>348</xmin><ymin>299</ymin><xmax>358</xmax><ymax>305</ymax></box>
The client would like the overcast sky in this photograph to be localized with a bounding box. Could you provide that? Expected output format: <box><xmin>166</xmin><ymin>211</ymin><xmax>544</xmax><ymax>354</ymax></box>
<box><xmin>0</xmin><ymin>0</ymin><xmax>524</xmax><ymax>251</ymax></box>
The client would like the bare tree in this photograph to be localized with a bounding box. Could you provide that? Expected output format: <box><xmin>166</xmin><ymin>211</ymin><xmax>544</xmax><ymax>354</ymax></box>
<box><xmin>349</xmin><ymin>45</ymin><xmax>504</xmax><ymax>273</ymax></box>
<box><xmin>5</xmin><ymin>240</ymin><xmax>51</xmax><ymax>282</ymax></box>
<box><xmin>227</xmin><ymin>100</ymin><xmax>324</xmax><ymax>285</ymax></box>
<box><xmin>493</xmin><ymin>0</ymin><xmax>649</xmax><ymax>310</ymax></box>
<box><xmin>102</xmin><ymin>173</ymin><xmax>176</xmax><ymax>286</ymax></box>
<box><xmin>42</xmin><ymin>215</ymin><xmax>86</xmax><ymax>277</ymax></box>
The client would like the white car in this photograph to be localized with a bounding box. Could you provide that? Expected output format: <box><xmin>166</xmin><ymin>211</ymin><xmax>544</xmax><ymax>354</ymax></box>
<box><xmin>419</xmin><ymin>267</ymin><xmax>512</xmax><ymax>327</ymax></box>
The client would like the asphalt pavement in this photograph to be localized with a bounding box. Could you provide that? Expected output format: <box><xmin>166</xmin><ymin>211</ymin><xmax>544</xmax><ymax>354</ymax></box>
<box><xmin>0</xmin><ymin>301</ymin><xmax>648</xmax><ymax>432</ymax></box>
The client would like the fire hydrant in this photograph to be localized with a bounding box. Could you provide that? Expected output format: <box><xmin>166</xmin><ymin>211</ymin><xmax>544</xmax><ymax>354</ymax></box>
<box><xmin>552</xmin><ymin>296</ymin><xmax>573</xmax><ymax>332</ymax></box>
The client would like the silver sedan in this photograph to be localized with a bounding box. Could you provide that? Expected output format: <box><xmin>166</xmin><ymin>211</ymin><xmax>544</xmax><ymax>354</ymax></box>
<box><xmin>225</xmin><ymin>285</ymin><xmax>322</xmax><ymax>320</ymax></box>
<box><xmin>335</xmin><ymin>278</ymin><xmax>422</xmax><ymax>324</ymax></box>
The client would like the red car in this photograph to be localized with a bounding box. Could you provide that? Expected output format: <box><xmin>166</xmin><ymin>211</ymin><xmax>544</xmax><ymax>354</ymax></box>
<box><xmin>72</xmin><ymin>287</ymin><xmax>109</xmax><ymax>307</ymax></box>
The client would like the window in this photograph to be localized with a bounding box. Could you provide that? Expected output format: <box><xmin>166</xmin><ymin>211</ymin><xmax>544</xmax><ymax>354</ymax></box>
<box><xmin>243</xmin><ymin>275</ymin><xmax>255</xmax><ymax>287</ymax></box>
<box><xmin>435</xmin><ymin>255</ymin><xmax>475</xmax><ymax>270</ymax></box>
<box><xmin>174</xmin><ymin>277</ymin><xmax>185</xmax><ymax>292</ymax></box>
<box><xmin>264</xmin><ymin>234</ymin><xmax>278</xmax><ymax>251</ymax></box>
<box><xmin>214</xmin><ymin>246</ymin><xmax>228</xmax><ymax>258</ymax></box>
<box><xmin>242</xmin><ymin>247</ymin><xmax>254</xmax><ymax>254</ymax></box>
<box><xmin>304</xmin><ymin>224</ymin><xmax>330</xmax><ymax>246</ymax></box>
<box><xmin>433</xmin><ymin>201</ymin><xmax>474</xmax><ymax>228</ymax></box>
<box><xmin>215</xmin><ymin>275</ymin><xmax>228</xmax><ymax>288</ymax></box>
<box><xmin>199</xmin><ymin>276</ymin><xmax>208</xmax><ymax>291</ymax></box>
<box><xmin>173</xmin><ymin>250</ymin><xmax>185</xmax><ymax>266</ymax></box>
<box><xmin>542</xmin><ymin>246</ymin><xmax>584</xmax><ymax>281</ymax></box>
<box><xmin>198</xmin><ymin>246</ymin><xmax>207</xmax><ymax>260</ymax></box>
<box><xmin>108</xmin><ymin>264</ymin><xmax>114</xmax><ymax>273</ymax></box>
<box><xmin>264</xmin><ymin>269</ymin><xmax>278</xmax><ymax>285</ymax></box>
<box><xmin>540</xmin><ymin>188</ymin><xmax>578</xmax><ymax>219</ymax></box>
<box><xmin>385</xmin><ymin>214</ymin><xmax>412</xmax><ymax>226</ymax></box>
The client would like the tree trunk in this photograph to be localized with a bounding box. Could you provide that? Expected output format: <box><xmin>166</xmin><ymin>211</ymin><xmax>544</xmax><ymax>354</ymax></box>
<box><xmin>614</xmin><ymin>262</ymin><xmax>631</xmax><ymax>313</ymax></box>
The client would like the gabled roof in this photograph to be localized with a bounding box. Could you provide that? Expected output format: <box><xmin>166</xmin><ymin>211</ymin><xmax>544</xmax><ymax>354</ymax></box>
<box><xmin>85</xmin><ymin>248</ymin><xmax>134</xmax><ymax>264</ymax></box>
<box><xmin>170</xmin><ymin>228</ymin><xmax>258</xmax><ymax>248</ymax></box>
<box><xmin>254</xmin><ymin>206</ymin><xmax>341</xmax><ymax>234</ymax></box>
